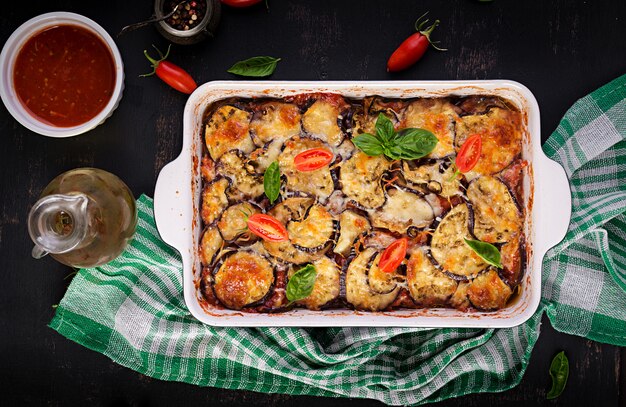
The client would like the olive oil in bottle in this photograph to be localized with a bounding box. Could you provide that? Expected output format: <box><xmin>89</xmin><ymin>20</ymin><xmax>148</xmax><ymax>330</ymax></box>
<box><xmin>28</xmin><ymin>168</ymin><xmax>137</xmax><ymax>268</ymax></box>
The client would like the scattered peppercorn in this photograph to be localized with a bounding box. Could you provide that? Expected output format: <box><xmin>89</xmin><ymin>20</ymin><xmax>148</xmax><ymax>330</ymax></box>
<box><xmin>164</xmin><ymin>0</ymin><xmax>207</xmax><ymax>31</ymax></box>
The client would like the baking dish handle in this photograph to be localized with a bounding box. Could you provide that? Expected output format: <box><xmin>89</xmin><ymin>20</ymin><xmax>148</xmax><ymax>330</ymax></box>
<box><xmin>536</xmin><ymin>157</ymin><xmax>572</xmax><ymax>251</ymax></box>
<box><xmin>153</xmin><ymin>153</ymin><xmax>190</xmax><ymax>251</ymax></box>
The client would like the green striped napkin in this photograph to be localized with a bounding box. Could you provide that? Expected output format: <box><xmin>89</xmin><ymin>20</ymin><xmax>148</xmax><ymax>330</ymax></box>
<box><xmin>49</xmin><ymin>74</ymin><xmax>626</xmax><ymax>405</ymax></box>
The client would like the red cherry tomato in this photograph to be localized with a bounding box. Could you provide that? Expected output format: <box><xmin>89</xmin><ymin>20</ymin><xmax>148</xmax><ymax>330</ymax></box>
<box><xmin>456</xmin><ymin>134</ymin><xmax>482</xmax><ymax>173</ymax></box>
<box><xmin>247</xmin><ymin>214</ymin><xmax>289</xmax><ymax>242</ymax></box>
<box><xmin>387</xmin><ymin>12</ymin><xmax>446</xmax><ymax>72</ymax></box>
<box><xmin>378</xmin><ymin>238</ymin><xmax>408</xmax><ymax>273</ymax></box>
<box><xmin>293</xmin><ymin>148</ymin><xmax>334</xmax><ymax>172</ymax></box>
<box><xmin>141</xmin><ymin>45</ymin><xmax>197</xmax><ymax>94</ymax></box>
<box><xmin>221</xmin><ymin>0</ymin><xmax>263</xmax><ymax>7</ymax></box>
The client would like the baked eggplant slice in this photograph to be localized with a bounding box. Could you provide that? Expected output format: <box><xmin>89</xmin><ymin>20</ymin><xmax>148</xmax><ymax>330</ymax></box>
<box><xmin>205</xmin><ymin>105</ymin><xmax>255</xmax><ymax>161</ymax></box>
<box><xmin>218</xmin><ymin>151</ymin><xmax>264</xmax><ymax>199</ymax></box>
<box><xmin>406</xmin><ymin>247</ymin><xmax>457</xmax><ymax>306</ymax></box>
<box><xmin>249</xmin><ymin>101</ymin><xmax>301</xmax><ymax>145</ymax></box>
<box><xmin>263</xmin><ymin>197</ymin><xmax>327</xmax><ymax>264</ymax></box>
<box><xmin>455</xmin><ymin>107</ymin><xmax>523</xmax><ymax>175</ymax></box>
<box><xmin>345</xmin><ymin>248</ymin><xmax>400</xmax><ymax>311</ymax></box>
<box><xmin>467</xmin><ymin>175</ymin><xmax>521</xmax><ymax>243</ymax></box>
<box><xmin>353</xmin><ymin>96</ymin><xmax>403</xmax><ymax>135</ymax></box>
<box><xmin>366</xmin><ymin>252</ymin><xmax>401</xmax><ymax>294</ymax></box>
<box><xmin>217</xmin><ymin>202</ymin><xmax>260</xmax><ymax>242</ymax></box>
<box><xmin>370</xmin><ymin>188</ymin><xmax>434</xmax><ymax>234</ymax></box>
<box><xmin>289</xmin><ymin>256</ymin><xmax>340</xmax><ymax>310</ymax></box>
<box><xmin>401</xmin><ymin>98</ymin><xmax>459</xmax><ymax>158</ymax></box>
<box><xmin>467</xmin><ymin>268</ymin><xmax>513</xmax><ymax>310</ymax></box>
<box><xmin>201</xmin><ymin>178</ymin><xmax>230</xmax><ymax>225</ymax></box>
<box><xmin>278</xmin><ymin>136</ymin><xmax>335</xmax><ymax>201</ymax></box>
<box><xmin>288</xmin><ymin>204</ymin><xmax>335</xmax><ymax>252</ymax></box>
<box><xmin>213</xmin><ymin>251</ymin><xmax>275</xmax><ymax>310</ymax></box>
<box><xmin>301</xmin><ymin>99</ymin><xmax>345</xmax><ymax>146</ymax></box>
<box><xmin>402</xmin><ymin>160</ymin><xmax>462</xmax><ymax>198</ymax></box>
<box><xmin>247</xmin><ymin>140</ymin><xmax>284</xmax><ymax>174</ymax></box>
<box><xmin>430</xmin><ymin>203</ymin><xmax>488</xmax><ymax>278</ymax></box>
<box><xmin>200</xmin><ymin>226</ymin><xmax>223</xmax><ymax>266</ymax></box>
<box><xmin>339</xmin><ymin>151</ymin><xmax>391</xmax><ymax>209</ymax></box>
<box><xmin>334</xmin><ymin>210</ymin><xmax>371</xmax><ymax>256</ymax></box>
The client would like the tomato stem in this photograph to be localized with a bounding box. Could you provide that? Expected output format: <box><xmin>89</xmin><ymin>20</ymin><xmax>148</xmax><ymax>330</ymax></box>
<box><xmin>139</xmin><ymin>44</ymin><xmax>172</xmax><ymax>77</ymax></box>
<box><xmin>414</xmin><ymin>12</ymin><xmax>447</xmax><ymax>52</ymax></box>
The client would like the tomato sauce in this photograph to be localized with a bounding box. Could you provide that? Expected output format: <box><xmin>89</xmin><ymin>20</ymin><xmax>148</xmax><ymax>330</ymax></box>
<box><xmin>13</xmin><ymin>25</ymin><xmax>116</xmax><ymax>127</ymax></box>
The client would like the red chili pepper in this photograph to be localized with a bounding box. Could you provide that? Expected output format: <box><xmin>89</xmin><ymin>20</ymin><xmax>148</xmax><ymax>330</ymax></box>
<box><xmin>387</xmin><ymin>12</ymin><xmax>447</xmax><ymax>72</ymax></box>
<box><xmin>221</xmin><ymin>0</ymin><xmax>263</xmax><ymax>7</ymax></box>
<box><xmin>140</xmin><ymin>44</ymin><xmax>197</xmax><ymax>94</ymax></box>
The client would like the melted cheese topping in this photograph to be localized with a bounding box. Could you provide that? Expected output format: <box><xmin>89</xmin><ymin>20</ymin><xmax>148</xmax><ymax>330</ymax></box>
<box><xmin>213</xmin><ymin>251</ymin><xmax>274</xmax><ymax>310</ymax></box>
<box><xmin>367</xmin><ymin>252</ymin><xmax>400</xmax><ymax>294</ymax></box>
<box><xmin>218</xmin><ymin>151</ymin><xmax>264</xmax><ymax>199</ymax></box>
<box><xmin>430</xmin><ymin>204</ymin><xmax>488</xmax><ymax>277</ymax></box>
<box><xmin>205</xmin><ymin>106</ymin><xmax>255</xmax><ymax>160</ymax></box>
<box><xmin>200</xmin><ymin>227</ymin><xmax>223</xmax><ymax>265</ymax></box>
<box><xmin>402</xmin><ymin>161</ymin><xmax>462</xmax><ymax>198</ymax></box>
<box><xmin>290</xmin><ymin>256</ymin><xmax>340</xmax><ymax>310</ymax></box>
<box><xmin>248</xmin><ymin>140</ymin><xmax>284</xmax><ymax>174</ymax></box>
<box><xmin>218</xmin><ymin>202</ymin><xmax>259</xmax><ymax>241</ymax></box>
<box><xmin>456</xmin><ymin>107</ymin><xmax>523</xmax><ymax>175</ymax></box>
<box><xmin>402</xmin><ymin>99</ymin><xmax>458</xmax><ymax>158</ymax></box>
<box><xmin>334</xmin><ymin>210</ymin><xmax>370</xmax><ymax>256</ymax></box>
<box><xmin>279</xmin><ymin>136</ymin><xmax>334</xmax><ymax>201</ymax></box>
<box><xmin>345</xmin><ymin>248</ymin><xmax>399</xmax><ymax>311</ymax></box>
<box><xmin>467</xmin><ymin>269</ymin><xmax>512</xmax><ymax>310</ymax></box>
<box><xmin>467</xmin><ymin>176</ymin><xmax>521</xmax><ymax>243</ymax></box>
<box><xmin>288</xmin><ymin>205</ymin><xmax>334</xmax><ymax>249</ymax></box>
<box><xmin>370</xmin><ymin>189</ymin><xmax>434</xmax><ymax>233</ymax></box>
<box><xmin>250</xmin><ymin>102</ymin><xmax>301</xmax><ymax>144</ymax></box>
<box><xmin>406</xmin><ymin>248</ymin><xmax>457</xmax><ymax>305</ymax></box>
<box><xmin>340</xmin><ymin>151</ymin><xmax>390</xmax><ymax>209</ymax></box>
<box><xmin>201</xmin><ymin>178</ymin><xmax>229</xmax><ymax>224</ymax></box>
<box><xmin>302</xmin><ymin>100</ymin><xmax>344</xmax><ymax>146</ymax></box>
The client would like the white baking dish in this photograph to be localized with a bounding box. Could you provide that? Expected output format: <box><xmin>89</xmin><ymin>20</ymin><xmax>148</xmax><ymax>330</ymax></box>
<box><xmin>154</xmin><ymin>80</ymin><xmax>570</xmax><ymax>328</ymax></box>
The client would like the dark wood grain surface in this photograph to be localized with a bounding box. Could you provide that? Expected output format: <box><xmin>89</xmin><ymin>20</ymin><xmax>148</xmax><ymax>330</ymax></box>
<box><xmin>1</xmin><ymin>0</ymin><xmax>624</xmax><ymax>405</ymax></box>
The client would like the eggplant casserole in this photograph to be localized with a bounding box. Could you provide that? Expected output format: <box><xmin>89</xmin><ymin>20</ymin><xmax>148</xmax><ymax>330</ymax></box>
<box><xmin>199</xmin><ymin>93</ymin><xmax>527</xmax><ymax>312</ymax></box>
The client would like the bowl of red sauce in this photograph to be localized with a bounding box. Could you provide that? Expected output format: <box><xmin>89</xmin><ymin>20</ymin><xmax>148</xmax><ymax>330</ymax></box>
<box><xmin>0</xmin><ymin>12</ymin><xmax>124</xmax><ymax>137</ymax></box>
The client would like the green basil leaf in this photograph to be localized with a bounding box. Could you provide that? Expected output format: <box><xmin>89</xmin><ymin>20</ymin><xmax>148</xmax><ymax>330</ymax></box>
<box><xmin>547</xmin><ymin>351</ymin><xmax>569</xmax><ymax>399</ymax></box>
<box><xmin>389</xmin><ymin>128</ymin><xmax>438</xmax><ymax>159</ymax></box>
<box><xmin>263</xmin><ymin>161</ymin><xmax>280</xmax><ymax>204</ymax></box>
<box><xmin>286</xmin><ymin>264</ymin><xmax>317</xmax><ymax>302</ymax></box>
<box><xmin>463</xmin><ymin>238</ymin><xmax>503</xmax><ymax>268</ymax></box>
<box><xmin>353</xmin><ymin>133</ymin><xmax>384</xmax><ymax>156</ymax></box>
<box><xmin>375</xmin><ymin>113</ymin><xmax>395</xmax><ymax>143</ymax></box>
<box><xmin>227</xmin><ymin>56</ymin><xmax>281</xmax><ymax>77</ymax></box>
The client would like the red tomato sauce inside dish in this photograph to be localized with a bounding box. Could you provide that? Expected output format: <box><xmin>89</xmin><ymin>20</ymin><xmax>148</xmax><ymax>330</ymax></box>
<box><xmin>13</xmin><ymin>25</ymin><xmax>116</xmax><ymax>127</ymax></box>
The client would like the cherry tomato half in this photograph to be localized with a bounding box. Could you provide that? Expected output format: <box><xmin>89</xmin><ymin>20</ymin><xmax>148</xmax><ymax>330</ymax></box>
<box><xmin>456</xmin><ymin>134</ymin><xmax>482</xmax><ymax>173</ymax></box>
<box><xmin>247</xmin><ymin>213</ymin><xmax>289</xmax><ymax>242</ymax></box>
<box><xmin>378</xmin><ymin>238</ymin><xmax>408</xmax><ymax>273</ymax></box>
<box><xmin>293</xmin><ymin>148</ymin><xmax>334</xmax><ymax>172</ymax></box>
<box><xmin>221</xmin><ymin>0</ymin><xmax>263</xmax><ymax>7</ymax></box>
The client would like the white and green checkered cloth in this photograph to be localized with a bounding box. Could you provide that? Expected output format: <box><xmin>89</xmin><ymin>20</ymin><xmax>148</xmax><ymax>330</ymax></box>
<box><xmin>49</xmin><ymin>74</ymin><xmax>626</xmax><ymax>405</ymax></box>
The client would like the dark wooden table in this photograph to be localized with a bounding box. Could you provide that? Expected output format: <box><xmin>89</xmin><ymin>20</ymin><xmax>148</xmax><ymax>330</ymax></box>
<box><xmin>1</xmin><ymin>0</ymin><xmax>624</xmax><ymax>405</ymax></box>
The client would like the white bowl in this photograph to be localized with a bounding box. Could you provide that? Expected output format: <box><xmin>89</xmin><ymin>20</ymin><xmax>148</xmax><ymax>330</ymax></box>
<box><xmin>0</xmin><ymin>12</ymin><xmax>124</xmax><ymax>137</ymax></box>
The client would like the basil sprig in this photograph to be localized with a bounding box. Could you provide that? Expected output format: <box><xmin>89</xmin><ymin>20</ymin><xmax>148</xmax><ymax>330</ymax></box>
<box><xmin>286</xmin><ymin>264</ymin><xmax>317</xmax><ymax>303</ymax></box>
<box><xmin>464</xmin><ymin>238</ymin><xmax>502</xmax><ymax>268</ymax></box>
<box><xmin>263</xmin><ymin>161</ymin><xmax>280</xmax><ymax>204</ymax></box>
<box><xmin>547</xmin><ymin>351</ymin><xmax>569</xmax><ymax>399</ymax></box>
<box><xmin>352</xmin><ymin>114</ymin><xmax>438</xmax><ymax>160</ymax></box>
<box><xmin>227</xmin><ymin>56</ymin><xmax>281</xmax><ymax>77</ymax></box>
